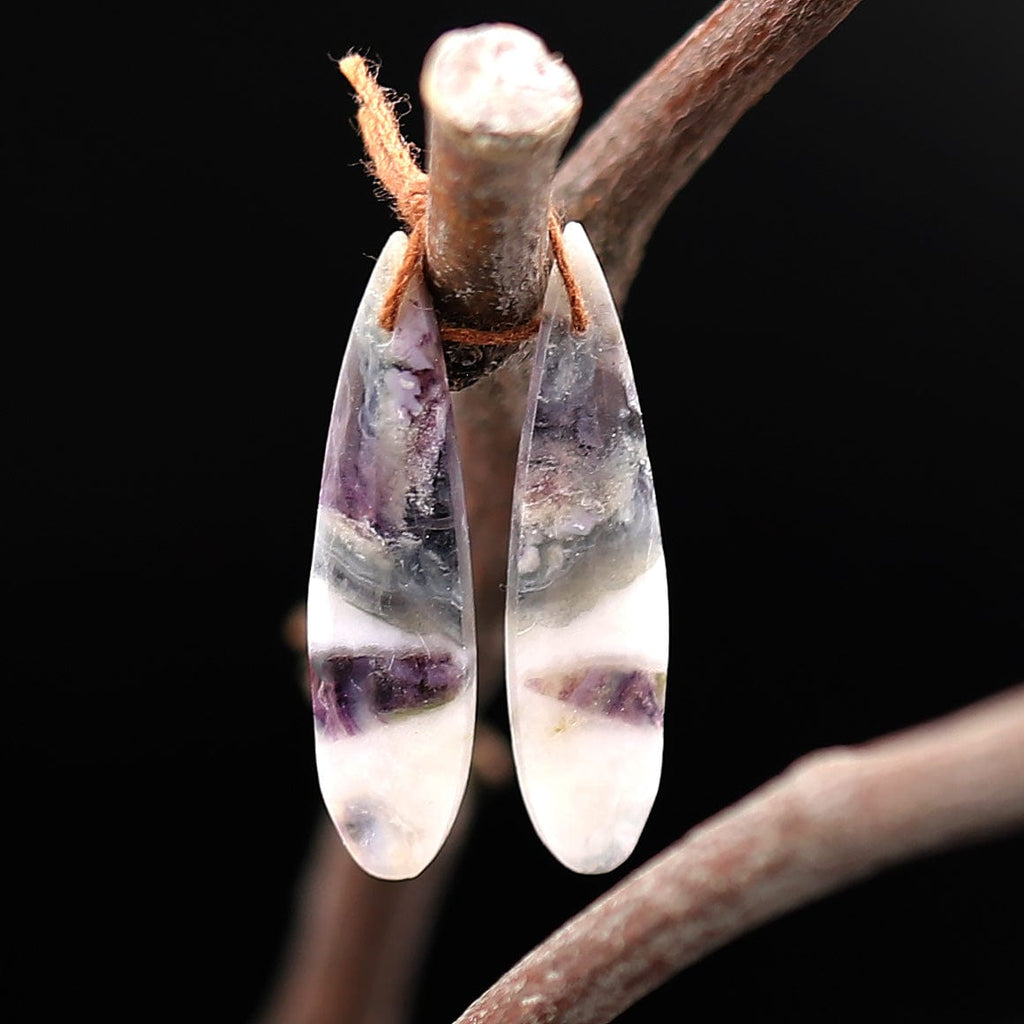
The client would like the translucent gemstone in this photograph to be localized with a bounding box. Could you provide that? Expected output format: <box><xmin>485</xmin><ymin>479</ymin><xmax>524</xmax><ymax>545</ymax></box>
<box><xmin>307</xmin><ymin>231</ymin><xmax>475</xmax><ymax>880</ymax></box>
<box><xmin>506</xmin><ymin>222</ymin><xmax>669</xmax><ymax>874</ymax></box>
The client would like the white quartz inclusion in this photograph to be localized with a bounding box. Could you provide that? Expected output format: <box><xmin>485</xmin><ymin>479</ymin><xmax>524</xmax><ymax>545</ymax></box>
<box><xmin>507</xmin><ymin>222</ymin><xmax>669</xmax><ymax>874</ymax></box>
<box><xmin>308</xmin><ymin>581</ymin><xmax>475</xmax><ymax>880</ymax></box>
<box><xmin>508</xmin><ymin>560</ymin><xmax>668</xmax><ymax>873</ymax></box>
<box><xmin>313</xmin><ymin>688</ymin><xmax>475</xmax><ymax>881</ymax></box>
<box><xmin>507</xmin><ymin>557</ymin><xmax>669</xmax><ymax>683</ymax></box>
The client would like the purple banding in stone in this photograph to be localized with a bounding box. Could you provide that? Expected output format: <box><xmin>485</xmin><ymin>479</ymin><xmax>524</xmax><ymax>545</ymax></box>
<box><xmin>534</xmin><ymin>358</ymin><xmax>640</xmax><ymax>454</ymax></box>
<box><xmin>311</xmin><ymin>651</ymin><xmax>465</xmax><ymax>737</ymax></box>
<box><xmin>318</xmin><ymin>307</ymin><xmax>451</xmax><ymax>540</ymax></box>
<box><xmin>310</xmin><ymin>281</ymin><xmax>467</xmax><ymax>633</ymax></box>
<box><xmin>527</xmin><ymin>666</ymin><xmax>666</xmax><ymax>726</ymax></box>
<box><xmin>512</xmin><ymin>318</ymin><xmax>658</xmax><ymax>615</ymax></box>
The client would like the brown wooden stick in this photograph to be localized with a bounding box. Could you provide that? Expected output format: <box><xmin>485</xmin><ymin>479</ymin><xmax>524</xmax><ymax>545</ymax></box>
<box><xmin>555</xmin><ymin>0</ymin><xmax>863</xmax><ymax>306</ymax></box>
<box><xmin>420</xmin><ymin>24</ymin><xmax>581</xmax><ymax>332</ymax></box>
<box><xmin>454</xmin><ymin>684</ymin><xmax>1024</xmax><ymax>1024</ymax></box>
<box><xmin>450</xmin><ymin>358</ymin><xmax>533</xmax><ymax>699</ymax></box>
<box><xmin>254</xmin><ymin>809</ymin><xmax>481</xmax><ymax>1024</ymax></box>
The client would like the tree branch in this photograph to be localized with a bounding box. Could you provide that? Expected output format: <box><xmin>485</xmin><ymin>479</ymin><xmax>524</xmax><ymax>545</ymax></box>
<box><xmin>454</xmin><ymin>684</ymin><xmax>1024</xmax><ymax>1024</ymax></box>
<box><xmin>421</xmin><ymin>24</ymin><xmax>580</xmax><ymax>334</ymax></box>
<box><xmin>555</xmin><ymin>0</ymin><xmax>863</xmax><ymax>306</ymax></box>
<box><xmin>254</xmin><ymin>818</ymin><xmax>454</xmax><ymax>1024</ymax></box>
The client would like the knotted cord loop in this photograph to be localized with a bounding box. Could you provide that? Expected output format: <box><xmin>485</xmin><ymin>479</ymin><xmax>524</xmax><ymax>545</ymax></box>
<box><xmin>338</xmin><ymin>54</ymin><xmax>588</xmax><ymax>342</ymax></box>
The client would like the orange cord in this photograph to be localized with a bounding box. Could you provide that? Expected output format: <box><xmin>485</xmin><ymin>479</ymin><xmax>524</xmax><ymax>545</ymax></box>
<box><xmin>338</xmin><ymin>54</ymin><xmax>589</xmax><ymax>342</ymax></box>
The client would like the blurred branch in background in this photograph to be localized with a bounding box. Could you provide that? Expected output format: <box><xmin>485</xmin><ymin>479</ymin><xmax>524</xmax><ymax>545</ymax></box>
<box><xmin>455</xmin><ymin>684</ymin><xmax>1024</xmax><ymax>1023</ymax></box>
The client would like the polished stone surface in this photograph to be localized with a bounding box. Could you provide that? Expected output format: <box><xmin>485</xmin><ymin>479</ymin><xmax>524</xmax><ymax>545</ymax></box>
<box><xmin>507</xmin><ymin>222</ymin><xmax>669</xmax><ymax>874</ymax></box>
<box><xmin>307</xmin><ymin>232</ymin><xmax>475</xmax><ymax>880</ymax></box>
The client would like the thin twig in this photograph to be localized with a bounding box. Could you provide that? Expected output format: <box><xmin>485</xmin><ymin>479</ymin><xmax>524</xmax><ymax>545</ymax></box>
<box><xmin>455</xmin><ymin>684</ymin><xmax>1024</xmax><ymax>1024</ymax></box>
<box><xmin>555</xmin><ymin>0</ymin><xmax>863</xmax><ymax>306</ymax></box>
<box><xmin>253</xmin><ymin>818</ymin><xmax>451</xmax><ymax>1024</ymax></box>
<box><xmin>421</xmin><ymin>24</ymin><xmax>580</xmax><ymax>333</ymax></box>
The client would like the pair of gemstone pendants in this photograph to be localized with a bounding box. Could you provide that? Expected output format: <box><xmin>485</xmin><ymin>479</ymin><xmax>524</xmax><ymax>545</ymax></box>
<box><xmin>307</xmin><ymin>223</ymin><xmax>669</xmax><ymax>879</ymax></box>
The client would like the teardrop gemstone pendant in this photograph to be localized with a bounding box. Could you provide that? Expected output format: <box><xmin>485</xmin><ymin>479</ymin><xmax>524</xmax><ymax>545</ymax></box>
<box><xmin>307</xmin><ymin>232</ymin><xmax>476</xmax><ymax>880</ymax></box>
<box><xmin>506</xmin><ymin>222</ymin><xmax>669</xmax><ymax>874</ymax></box>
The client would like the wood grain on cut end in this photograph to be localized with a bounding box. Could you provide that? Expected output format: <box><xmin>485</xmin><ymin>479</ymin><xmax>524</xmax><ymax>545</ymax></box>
<box><xmin>422</xmin><ymin>24</ymin><xmax>580</xmax><ymax>147</ymax></box>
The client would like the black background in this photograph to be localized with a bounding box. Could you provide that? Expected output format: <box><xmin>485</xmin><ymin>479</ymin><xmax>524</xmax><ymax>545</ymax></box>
<box><xmin>10</xmin><ymin>1</ymin><xmax>1023</xmax><ymax>1021</ymax></box>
